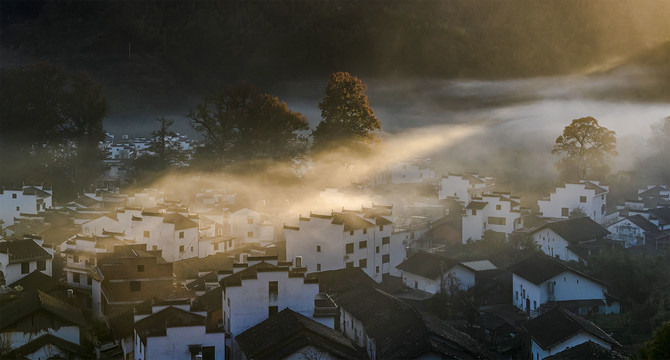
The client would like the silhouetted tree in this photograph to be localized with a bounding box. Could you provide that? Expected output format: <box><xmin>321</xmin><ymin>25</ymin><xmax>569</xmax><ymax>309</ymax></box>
<box><xmin>0</xmin><ymin>62</ymin><xmax>108</xmax><ymax>199</ymax></box>
<box><xmin>552</xmin><ymin>116</ymin><xmax>616</xmax><ymax>181</ymax></box>
<box><xmin>639</xmin><ymin>321</ymin><xmax>670</xmax><ymax>360</ymax></box>
<box><xmin>188</xmin><ymin>81</ymin><xmax>308</xmax><ymax>165</ymax></box>
<box><xmin>312</xmin><ymin>72</ymin><xmax>381</xmax><ymax>153</ymax></box>
<box><xmin>148</xmin><ymin>117</ymin><xmax>183</xmax><ymax>167</ymax></box>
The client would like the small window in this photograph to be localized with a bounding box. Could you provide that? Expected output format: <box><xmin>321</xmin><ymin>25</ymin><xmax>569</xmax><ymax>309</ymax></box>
<box><xmin>350</xmin><ymin>230</ymin><xmax>354</xmax><ymax>236</ymax></box>
<box><xmin>87</xmin><ymin>276</ymin><xmax>93</xmax><ymax>286</ymax></box>
<box><xmin>179</xmin><ymin>231</ymin><xmax>184</xmax><ymax>238</ymax></box>
<box><xmin>359</xmin><ymin>241</ymin><xmax>367</xmax><ymax>249</ymax></box>
<box><xmin>247</xmin><ymin>216</ymin><xmax>254</xmax><ymax>224</ymax></box>
<box><xmin>472</xmin><ymin>210</ymin><xmax>477</xmax><ymax>215</ymax></box>
<box><xmin>269</xmin><ymin>281</ymin><xmax>278</xmax><ymax>294</ymax></box>
<box><xmin>363</xmin><ymin>228</ymin><xmax>367</xmax><ymax>235</ymax></box>
<box><xmin>580</xmin><ymin>196</ymin><xmax>587</xmax><ymax>203</ymax></box>
<box><xmin>190</xmin><ymin>246</ymin><xmax>193</xmax><ymax>252</ymax></box>
<box><xmin>379</xmin><ymin>225</ymin><xmax>383</xmax><ymax>231</ymax></box>
<box><xmin>137</xmin><ymin>265</ymin><xmax>145</xmax><ymax>272</ymax></box>
<box><xmin>376</xmin><ymin>266</ymin><xmax>380</xmax><ymax>273</ymax></box>
<box><xmin>316</xmin><ymin>245</ymin><xmax>321</xmax><ymax>252</ymax></box>
<box><xmin>376</xmin><ymin>246</ymin><xmax>380</xmax><ymax>254</ymax></box>
<box><xmin>382</xmin><ymin>237</ymin><xmax>390</xmax><ymax>245</ymax></box>
<box><xmin>496</xmin><ymin>205</ymin><xmax>501</xmax><ymax>210</ymax></box>
<box><xmin>16</xmin><ymin>206</ymin><xmax>20</xmax><ymax>211</ymax></box>
<box><xmin>359</xmin><ymin>259</ymin><xmax>367</xmax><ymax>268</ymax></box>
<box><xmin>382</xmin><ymin>254</ymin><xmax>390</xmax><ymax>263</ymax></box>
<box><xmin>268</xmin><ymin>306</ymin><xmax>278</xmax><ymax>316</ymax></box>
<box><xmin>534</xmin><ymin>301</ymin><xmax>537</xmax><ymax>309</ymax></box>
<box><xmin>346</xmin><ymin>261</ymin><xmax>354</xmax><ymax>268</ymax></box>
<box><xmin>144</xmin><ymin>231</ymin><xmax>150</xmax><ymax>238</ymax></box>
<box><xmin>152</xmin><ymin>245</ymin><xmax>158</xmax><ymax>251</ymax></box>
<box><xmin>21</xmin><ymin>262</ymin><xmax>30</xmax><ymax>274</ymax></box>
<box><xmin>73</xmin><ymin>273</ymin><xmax>80</xmax><ymax>283</ymax></box>
<box><xmin>515</xmin><ymin>291</ymin><xmax>519</xmax><ymax>300</ymax></box>
<box><xmin>317</xmin><ymin>264</ymin><xmax>321</xmax><ymax>271</ymax></box>
<box><xmin>73</xmin><ymin>255</ymin><xmax>79</xmax><ymax>263</ymax></box>
<box><xmin>37</xmin><ymin>260</ymin><xmax>46</xmax><ymax>271</ymax></box>
<box><xmin>179</xmin><ymin>245</ymin><xmax>185</xmax><ymax>252</ymax></box>
<box><xmin>247</xmin><ymin>231</ymin><xmax>254</xmax><ymax>238</ymax></box>
<box><xmin>12</xmin><ymin>193</ymin><xmax>17</xmax><ymax>199</ymax></box>
<box><xmin>130</xmin><ymin>281</ymin><xmax>141</xmax><ymax>291</ymax></box>
<box><xmin>561</xmin><ymin>208</ymin><xmax>569</xmax><ymax>217</ymax></box>
<box><xmin>345</xmin><ymin>243</ymin><xmax>354</xmax><ymax>254</ymax></box>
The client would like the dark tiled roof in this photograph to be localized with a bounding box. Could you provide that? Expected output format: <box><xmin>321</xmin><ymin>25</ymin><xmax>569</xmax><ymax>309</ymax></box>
<box><xmin>0</xmin><ymin>239</ymin><xmax>51</xmax><ymax>264</ymax></box>
<box><xmin>396</xmin><ymin>251</ymin><xmax>461</xmax><ymax>279</ymax></box>
<box><xmin>8</xmin><ymin>270</ymin><xmax>62</xmax><ymax>293</ymax></box>
<box><xmin>22</xmin><ymin>186</ymin><xmax>52</xmax><ymax>198</ymax></box>
<box><xmin>163</xmin><ymin>212</ymin><xmax>198</xmax><ymax>230</ymax></box>
<box><xmin>219</xmin><ymin>262</ymin><xmax>289</xmax><ymax>287</ymax></box>
<box><xmin>649</xmin><ymin>207</ymin><xmax>670</xmax><ymax>224</ymax></box>
<box><xmin>3</xmin><ymin>334</ymin><xmax>91</xmax><ymax>359</ymax></box>
<box><xmin>0</xmin><ymin>290</ymin><xmax>86</xmax><ymax>329</ymax></box>
<box><xmin>135</xmin><ymin>306</ymin><xmax>206</xmax><ymax>344</ymax></box>
<box><xmin>624</xmin><ymin>215</ymin><xmax>659</xmax><ymax>233</ymax></box>
<box><xmin>466</xmin><ymin>201</ymin><xmax>488</xmax><ymax>210</ymax></box>
<box><xmin>522</xmin><ymin>306</ymin><xmax>620</xmax><ymax>350</ymax></box>
<box><xmin>536</xmin><ymin>217</ymin><xmax>610</xmax><ymax>244</ymax></box>
<box><xmin>235</xmin><ymin>308</ymin><xmax>363</xmax><ymax>359</ymax></box>
<box><xmin>173</xmin><ymin>253</ymin><xmax>234</xmax><ymax>279</ymax></box>
<box><xmin>331</xmin><ymin>212</ymin><xmax>375</xmax><ymax>231</ymax></box>
<box><xmin>73</xmin><ymin>196</ymin><xmax>100</xmax><ymax>208</ymax></box>
<box><xmin>510</xmin><ymin>254</ymin><xmax>606</xmax><ymax>286</ymax></box>
<box><xmin>544</xmin><ymin>340</ymin><xmax>626</xmax><ymax>360</ymax></box>
<box><xmin>584</xmin><ymin>181</ymin><xmax>608</xmax><ymax>195</ymax></box>
<box><xmin>109</xmin><ymin>308</ymin><xmax>134</xmax><ymax>339</ymax></box>
<box><xmin>306</xmin><ymin>267</ymin><xmax>376</xmax><ymax>295</ymax></box>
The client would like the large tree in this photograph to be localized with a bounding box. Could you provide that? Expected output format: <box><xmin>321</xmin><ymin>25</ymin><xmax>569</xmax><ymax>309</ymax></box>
<box><xmin>551</xmin><ymin>116</ymin><xmax>616</xmax><ymax>181</ymax></box>
<box><xmin>188</xmin><ymin>81</ymin><xmax>308</xmax><ymax>164</ymax></box>
<box><xmin>312</xmin><ymin>72</ymin><xmax>381</xmax><ymax>153</ymax></box>
<box><xmin>0</xmin><ymin>62</ymin><xmax>108</xmax><ymax>198</ymax></box>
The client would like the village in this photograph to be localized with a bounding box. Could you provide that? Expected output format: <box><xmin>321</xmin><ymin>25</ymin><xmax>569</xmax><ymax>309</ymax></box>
<box><xmin>1</xmin><ymin>135</ymin><xmax>669</xmax><ymax>359</ymax></box>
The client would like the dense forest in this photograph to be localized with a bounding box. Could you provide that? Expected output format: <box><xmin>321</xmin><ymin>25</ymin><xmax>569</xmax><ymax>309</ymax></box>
<box><xmin>2</xmin><ymin>1</ymin><xmax>668</xmax><ymax>97</ymax></box>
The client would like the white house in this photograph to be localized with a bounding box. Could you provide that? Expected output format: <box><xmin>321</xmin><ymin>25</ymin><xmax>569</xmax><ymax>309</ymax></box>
<box><xmin>396</xmin><ymin>251</ymin><xmax>475</xmax><ymax>294</ymax></box>
<box><xmin>522</xmin><ymin>306</ymin><xmax>621</xmax><ymax>360</ymax></box>
<box><xmin>461</xmin><ymin>192</ymin><xmax>524</xmax><ymax>243</ymax></box>
<box><xmin>531</xmin><ymin>217</ymin><xmax>610</xmax><ymax>263</ymax></box>
<box><xmin>0</xmin><ymin>186</ymin><xmax>53</xmax><ymax>229</ymax></box>
<box><xmin>129</xmin><ymin>211</ymin><xmax>200</xmax><ymax>262</ymax></box>
<box><xmin>219</xmin><ymin>256</ymin><xmax>329</xmax><ymax>359</ymax></box>
<box><xmin>538</xmin><ymin>180</ymin><xmax>608</xmax><ymax>224</ymax></box>
<box><xmin>0</xmin><ymin>236</ymin><xmax>53</xmax><ymax>286</ymax></box>
<box><xmin>134</xmin><ymin>306</ymin><xmax>225</xmax><ymax>360</ymax></box>
<box><xmin>223</xmin><ymin>207</ymin><xmax>274</xmax><ymax>245</ymax></box>
<box><xmin>511</xmin><ymin>255</ymin><xmax>619</xmax><ymax>317</ymax></box>
<box><xmin>606</xmin><ymin>215</ymin><xmax>660</xmax><ymax>248</ymax></box>
<box><xmin>0</xmin><ymin>290</ymin><xmax>90</xmax><ymax>359</ymax></box>
<box><xmin>80</xmin><ymin>213</ymin><xmax>123</xmax><ymax>236</ymax></box>
<box><xmin>63</xmin><ymin>234</ymin><xmax>124</xmax><ymax>290</ymax></box>
<box><xmin>284</xmin><ymin>206</ymin><xmax>402</xmax><ymax>283</ymax></box>
<box><xmin>438</xmin><ymin>173</ymin><xmax>495</xmax><ymax>204</ymax></box>
<box><xmin>388</xmin><ymin>159</ymin><xmax>436</xmax><ymax>184</ymax></box>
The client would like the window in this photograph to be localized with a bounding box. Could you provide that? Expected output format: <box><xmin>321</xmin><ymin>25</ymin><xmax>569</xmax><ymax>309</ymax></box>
<box><xmin>179</xmin><ymin>231</ymin><xmax>184</xmax><ymax>239</ymax></box>
<box><xmin>472</xmin><ymin>210</ymin><xmax>477</xmax><ymax>215</ymax></box>
<box><xmin>533</xmin><ymin>301</ymin><xmax>537</xmax><ymax>310</ymax></box>
<box><xmin>16</xmin><ymin>206</ymin><xmax>20</xmax><ymax>211</ymax></box>
<box><xmin>21</xmin><ymin>262</ymin><xmax>30</xmax><ymax>274</ymax></box>
<box><xmin>248</xmin><ymin>216</ymin><xmax>254</xmax><ymax>224</ymax></box>
<box><xmin>515</xmin><ymin>291</ymin><xmax>519</xmax><ymax>300</ymax></box>
<box><xmin>137</xmin><ymin>265</ymin><xmax>145</xmax><ymax>272</ymax></box>
<box><xmin>269</xmin><ymin>306</ymin><xmax>278</xmax><ymax>316</ymax></box>
<box><xmin>316</xmin><ymin>245</ymin><xmax>321</xmax><ymax>252</ymax></box>
<box><xmin>561</xmin><ymin>208</ymin><xmax>569</xmax><ymax>217</ymax></box>
<box><xmin>376</xmin><ymin>266</ymin><xmax>380</xmax><ymax>273</ymax></box>
<box><xmin>152</xmin><ymin>245</ymin><xmax>158</xmax><ymax>251</ymax></box>
<box><xmin>359</xmin><ymin>241</ymin><xmax>367</xmax><ymax>249</ymax></box>
<box><xmin>202</xmin><ymin>346</ymin><xmax>216</xmax><ymax>360</ymax></box>
<box><xmin>269</xmin><ymin>281</ymin><xmax>278</xmax><ymax>294</ymax></box>
<box><xmin>350</xmin><ymin>230</ymin><xmax>354</xmax><ymax>236</ymax></box>
<box><xmin>144</xmin><ymin>231</ymin><xmax>150</xmax><ymax>238</ymax></box>
<box><xmin>190</xmin><ymin>246</ymin><xmax>193</xmax><ymax>252</ymax></box>
<box><xmin>87</xmin><ymin>276</ymin><xmax>93</xmax><ymax>286</ymax></box>
<box><xmin>496</xmin><ymin>204</ymin><xmax>501</xmax><ymax>210</ymax></box>
<box><xmin>382</xmin><ymin>254</ymin><xmax>390</xmax><ymax>263</ymax></box>
<box><xmin>247</xmin><ymin>231</ymin><xmax>254</xmax><ymax>238</ymax></box>
<box><xmin>363</xmin><ymin>228</ymin><xmax>367</xmax><ymax>235</ymax></box>
<box><xmin>359</xmin><ymin>259</ymin><xmax>367</xmax><ymax>268</ymax></box>
<box><xmin>345</xmin><ymin>243</ymin><xmax>354</xmax><ymax>254</ymax></box>
<box><xmin>214</xmin><ymin>243</ymin><xmax>219</xmax><ymax>251</ymax></box>
<box><xmin>317</xmin><ymin>264</ymin><xmax>321</xmax><ymax>271</ymax></box>
<box><xmin>346</xmin><ymin>261</ymin><xmax>354</xmax><ymax>268</ymax></box>
<box><xmin>73</xmin><ymin>273</ymin><xmax>80</xmax><ymax>283</ymax></box>
<box><xmin>179</xmin><ymin>245</ymin><xmax>185</xmax><ymax>252</ymax></box>
<box><xmin>579</xmin><ymin>196</ymin><xmax>587</xmax><ymax>203</ymax></box>
<box><xmin>12</xmin><ymin>193</ymin><xmax>17</xmax><ymax>199</ymax></box>
<box><xmin>382</xmin><ymin>237</ymin><xmax>390</xmax><ymax>245</ymax></box>
<box><xmin>488</xmin><ymin>217</ymin><xmax>506</xmax><ymax>225</ymax></box>
<box><xmin>37</xmin><ymin>260</ymin><xmax>46</xmax><ymax>271</ymax></box>
<box><xmin>130</xmin><ymin>281</ymin><xmax>141</xmax><ymax>291</ymax></box>
<box><xmin>376</xmin><ymin>246</ymin><xmax>380</xmax><ymax>254</ymax></box>
<box><xmin>73</xmin><ymin>255</ymin><xmax>79</xmax><ymax>263</ymax></box>
<box><xmin>379</xmin><ymin>225</ymin><xmax>384</xmax><ymax>231</ymax></box>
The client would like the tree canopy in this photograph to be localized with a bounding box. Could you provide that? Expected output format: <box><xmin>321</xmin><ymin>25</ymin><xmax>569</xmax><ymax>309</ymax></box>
<box><xmin>188</xmin><ymin>81</ymin><xmax>308</xmax><ymax>165</ymax></box>
<box><xmin>312</xmin><ymin>72</ymin><xmax>381</xmax><ymax>153</ymax></box>
<box><xmin>551</xmin><ymin>116</ymin><xmax>616</xmax><ymax>181</ymax></box>
<box><xmin>0</xmin><ymin>62</ymin><xmax>108</xmax><ymax>199</ymax></box>
<box><xmin>639</xmin><ymin>321</ymin><xmax>670</xmax><ymax>360</ymax></box>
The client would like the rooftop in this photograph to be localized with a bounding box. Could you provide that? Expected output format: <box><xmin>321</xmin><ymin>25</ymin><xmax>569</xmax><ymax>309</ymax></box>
<box><xmin>535</xmin><ymin>217</ymin><xmax>610</xmax><ymax>244</ymax></box>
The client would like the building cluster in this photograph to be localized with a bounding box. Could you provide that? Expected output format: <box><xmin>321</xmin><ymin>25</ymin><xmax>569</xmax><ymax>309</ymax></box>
<box><xmin>1</xmin><ymin>168</ymin><xmax>669</xmax><ymax>359</ymax></box>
